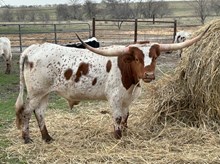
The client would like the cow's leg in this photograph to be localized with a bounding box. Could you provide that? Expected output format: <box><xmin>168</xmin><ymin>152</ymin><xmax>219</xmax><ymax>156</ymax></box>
<box><xmin>21</xmin><ymin>96</ymin><xmax>42</xmax><ymax>144</ymax></box>
<box><xmin>21</xmin><ymin>106</ymin><xmax>33</xmax><ymax>144</ymax></box>
<box><xmin>33</xmin><ymin>95</ymin><xmax>54</xmax><ymax>143</ymax></box>
<box><xmin>21</xmin><ymin>98</ymin><xmax>37</xmax><ymax>143</ymax></box>
<box><xmin>109</xmin><ymin>101</ymin><xmax>124</xmax><ymax>139</ymax></box>
<box><xmin>5</xmin><ymin>60</ymin><xmax>11</xmax><ymax>74</ymax></box>
<box><xmin>113</xmin><ymin>113</ymin><xmax>123</xmax><ymax>139</ymax></box>
<box><xmin>121</xmin><ymin>109</ymin><xmax>129</xmax><ymax>131</ymax></box>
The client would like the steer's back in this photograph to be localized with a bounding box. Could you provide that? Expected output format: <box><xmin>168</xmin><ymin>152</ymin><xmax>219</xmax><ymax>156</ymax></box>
<box><xmin>22</xmin><ymin>43</ymin><xmax>121</xmax><ymax>100</ymax></box>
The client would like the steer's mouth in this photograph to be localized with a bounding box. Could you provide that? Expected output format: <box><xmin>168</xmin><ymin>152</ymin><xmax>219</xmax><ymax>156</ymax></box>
<box><xmin>142</xmin><ymin>73</ymin><xmax>155</xmax><ymax>83</ymax></box>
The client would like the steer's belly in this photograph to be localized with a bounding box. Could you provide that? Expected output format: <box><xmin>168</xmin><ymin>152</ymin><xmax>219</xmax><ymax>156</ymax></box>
<box><xmin>56</xmin><ymin>82</ymin><xmax>107</xmax><ymax>101</ymax></box>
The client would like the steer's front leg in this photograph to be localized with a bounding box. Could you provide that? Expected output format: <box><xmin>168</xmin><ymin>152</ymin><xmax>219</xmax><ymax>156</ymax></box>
<box><xmin>113</xmin><ymin>115</ymin><xmax>123</xmax><ymax>139</ymax></box>
<box><xmin>109</xmin><ymin>96</ymin><xmax>128</xmax><ymax>139</ymax></box>
<box><xmin>121</xmin><ymin>111</ymin><xmax>129</xmax><ymax>131</ymax></box>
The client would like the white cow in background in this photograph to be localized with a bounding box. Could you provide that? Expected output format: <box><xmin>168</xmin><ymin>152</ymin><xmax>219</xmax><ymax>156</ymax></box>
<box><xmin>174</xmin><ymin>31</ymin><xmax>191</xmax><ymax>57</ymax></box>
<box><xmin>174</xmin><ymin>31</ymin><xmax>191</xmax><ymax>43</ymax></box>
<box><xmin>0</xmin><ymin>37</ymin><xmax>12</xmax><ymax>74</ymax></box>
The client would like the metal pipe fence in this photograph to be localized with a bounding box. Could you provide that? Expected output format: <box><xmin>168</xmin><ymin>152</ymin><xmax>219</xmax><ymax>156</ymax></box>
<box><xmin>0</xmin><ymin>19</ymin><xmax>177</xmax><ymax>53</ymax></box>
<box><xmin>0</xmin><ymin>22</ymin><xmax>91</xmax><ymax>53</ymax></box>
<box><xmin>92</xmin><ymin>18</ymin><xmax>177</xmax><ymax>46</ymax></box>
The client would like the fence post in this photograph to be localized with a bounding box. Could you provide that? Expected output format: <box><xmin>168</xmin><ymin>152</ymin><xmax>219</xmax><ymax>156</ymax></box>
<box><xmin>173</xmin><ymin>20</ymin><xmax>177</xmax><ymax>42</ymax></box>
<box><xmin>92</xmin><ymin>18</ymin><xmax>95</xmax><ymax>37</ymax></box>
<box><xmin>134</xmin><ymin>19</ymin><xmax>138</xmax><ymax>43</ymax></box>
<box><xmin>18</xmin><ymin>24</ymin><xmax>22</xmax><ymax>52</ymax></box>
<box><xmin>54</xmin><ymin>24</ymin><xmax>57</xmax><ymax>44</ymax></box>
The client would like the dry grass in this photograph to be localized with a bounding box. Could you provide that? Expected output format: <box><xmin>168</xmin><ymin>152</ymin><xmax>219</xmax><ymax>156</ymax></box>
<box><xmin>147</xmin><ymin>19</ymin><xmax>220</xmax><ymax>127</ymax></box>
<box><xmin>4</xmin><ymin>19</ymin><xmax>220</xmax><ymax>163</ymax></box>
<box><xmin>5</xmin><ymin>99</ymin><xmax>220</xmax><ymax>163</ymax></box>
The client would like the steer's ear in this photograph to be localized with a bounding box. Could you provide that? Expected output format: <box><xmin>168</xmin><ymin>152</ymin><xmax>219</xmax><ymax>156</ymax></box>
<box><xmin>149</xmin><ymin>44</ymin><xmax>160</xmax><ymax>59</ymax></box>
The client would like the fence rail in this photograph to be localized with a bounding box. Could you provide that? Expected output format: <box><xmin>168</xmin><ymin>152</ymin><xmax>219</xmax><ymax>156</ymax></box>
<box><xmin>0</xmin><ymin>19</ymin><xmax>178</xmax><ymax>53</ymax></box>
<box><xmin>92</xmin><ymin>18</ymin><xmax>177</xmax><ymax>46</ymax></box>
<box><xmin>0</xmin><ymin>22</ymin><xmax>91</xmax><ymax>53</ymax></box>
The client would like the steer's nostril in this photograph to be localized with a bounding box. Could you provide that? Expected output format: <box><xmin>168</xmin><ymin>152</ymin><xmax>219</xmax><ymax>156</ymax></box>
<box><xmin>145</xmin><ymin>73</ymin><xmax>155</xmax><ymax>80</ymax></box>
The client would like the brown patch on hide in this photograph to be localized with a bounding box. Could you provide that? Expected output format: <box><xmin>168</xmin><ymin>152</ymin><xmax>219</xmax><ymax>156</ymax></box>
<box><xmin>92</xmin><ymin>78</ymin><xmax>97</xmax><ymax>85</ymax></box>
<box><xmin>64</xmin><ymin>68</ymin><xmax>73</xmax><ymax>80</ymax></box>
<box><xmin>29</xmin><ymin>62</ymin><xmax>34</xmax><ymax>70</ymax></box>
<box><xmin>75</xmin><ymin>63</ymin><xmax>89</xmax><ymax>82</ymax></box>
<box><xmin>106</xmin><ymin>60</ymin><xmax>112</xmax><ymax>72</ymax></box>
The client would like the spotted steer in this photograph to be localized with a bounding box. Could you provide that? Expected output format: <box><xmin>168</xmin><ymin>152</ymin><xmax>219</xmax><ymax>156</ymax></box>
<box><xmin>15</xmin><ymin>27</ymin><xmax>209</xmax><ymax>143</ymax></box>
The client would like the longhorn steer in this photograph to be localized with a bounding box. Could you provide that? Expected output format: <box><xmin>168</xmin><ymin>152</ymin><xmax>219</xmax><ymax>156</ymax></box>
<box><xmin>0</xmin><ymin>37</ymin><xmax>12</xmax><ymax>74</ymax></box>
<box><xmin>15</xmin><ymin>27</ymin><xmax>209</xmax><ymax>143</ymax></box>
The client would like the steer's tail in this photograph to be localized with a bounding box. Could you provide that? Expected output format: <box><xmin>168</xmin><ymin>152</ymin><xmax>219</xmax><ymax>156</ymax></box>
<box><xmin>15</xmin><ymin>54</ymin><xmax>28</xmax><ymax>129</ymax></box>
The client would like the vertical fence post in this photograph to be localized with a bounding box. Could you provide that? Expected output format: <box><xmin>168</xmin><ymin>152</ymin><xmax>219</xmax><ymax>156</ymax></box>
<box><xmin>134</xmin><ymin>19</ymin><xmax>138</xmax><ymax>43</ymax></box>
<box><xmin>173</xmin><ymin>20</ymin><xmax>177</xmax><ymax>42</ymax></box>
<box><xmin>92</xmin><ymin>18</ymin><xmax>96</xmax><ymax>37</ymax></box>
<box><xmin>18</xmin><ymin>24</ymin><xmax>22</xmax><ymax>52</ymax></box>
<box><xmin>54</xmin><ymin>24</ymin><xmax>57</xmax><ymax>44</ymax></box>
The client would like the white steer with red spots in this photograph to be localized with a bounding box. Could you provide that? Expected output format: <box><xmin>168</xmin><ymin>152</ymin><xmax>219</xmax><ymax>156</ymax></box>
<box><xmin>0</xmin><ymin>37</ymin><xmax>12</xmax><ymax>74</ymax></box>
<box><xmin>15</xmin><ymin>27</ymin><xmax>209</xmax><ymax>143</ymax></box>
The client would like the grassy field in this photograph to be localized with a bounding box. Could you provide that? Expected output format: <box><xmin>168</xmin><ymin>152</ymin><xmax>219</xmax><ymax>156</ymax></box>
<box><xmin>0</xmin><ymin>55</ymin><xmax>19</xmax><ymax>163</ymax></box>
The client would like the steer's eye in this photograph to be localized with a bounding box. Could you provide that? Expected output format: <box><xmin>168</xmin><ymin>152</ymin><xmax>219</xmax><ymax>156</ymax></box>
<box><xmin>135</xmin><ymin>58</ymin><xmax>139</xmax><ymax>62</ymax></box>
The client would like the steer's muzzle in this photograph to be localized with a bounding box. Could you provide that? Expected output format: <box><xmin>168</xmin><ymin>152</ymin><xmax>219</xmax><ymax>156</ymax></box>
<box><xmin>142</xmin><ymin>72</ymin><xmax>155</xmax><ymax>83</ymax></box>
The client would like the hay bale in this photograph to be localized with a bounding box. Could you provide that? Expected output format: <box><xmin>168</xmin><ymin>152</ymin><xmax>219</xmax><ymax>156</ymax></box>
<box><xmin>146</xmin><ymin>19</ymin><xmax>220</xmax><ymax>127</ymax></box>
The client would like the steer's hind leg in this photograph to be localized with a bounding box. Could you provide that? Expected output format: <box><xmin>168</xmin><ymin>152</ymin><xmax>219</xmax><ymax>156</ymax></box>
<box><xmin>21</xmin><ymin>97</ymin><xmax>41</xmax><ymax>144</ymax></box>
<box><xmin>33</xmin><ymin>95</ymin><xmax>54</xmax><ymax>143</ymax></box>
<box><xmin>21</xmin><ymin>106</ymin><xmax>33</xmax><ymax>144</ymax></box>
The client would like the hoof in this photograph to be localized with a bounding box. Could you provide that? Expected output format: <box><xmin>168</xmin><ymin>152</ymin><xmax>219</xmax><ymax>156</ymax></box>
<box><xmin>43</xmin><ymin>136</ymin><xmax>54</xmax><ymax>144</ymax></box>
<box><xmin>5</xmin><ymin>68</ymin><xmax>11</xmax><ymax>74</ymax></box>
<box><xmin>24</xmin><ymin>138</ymin><xmax>33</xmax><ymax>144</ymax></box>
<box><xmin>114</xmin><ymin>129</ymin><xmax>122</xmax><ymax>139</ymax></box>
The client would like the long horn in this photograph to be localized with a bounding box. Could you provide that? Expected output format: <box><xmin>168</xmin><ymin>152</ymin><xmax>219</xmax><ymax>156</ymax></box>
<box><xmin>159</xmin><ymin>25</ymin><xmax>211</xmax><ymax>52</ymax></box>
<box><xmin>75</xmin><ymin>33</ymin><xmax>127</xmax><ymax>56</ymax></box>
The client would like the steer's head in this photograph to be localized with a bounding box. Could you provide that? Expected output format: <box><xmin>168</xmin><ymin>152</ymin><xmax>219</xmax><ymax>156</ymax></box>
<box><xmin>76</xmin><ymin>26</ymin><xmax>210</xmax><ymax>83</ymax></box>
<box><xmin>132</xmin><ymin>44</ymin><xmax>160</xmax><ymax>83</ymax></box>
